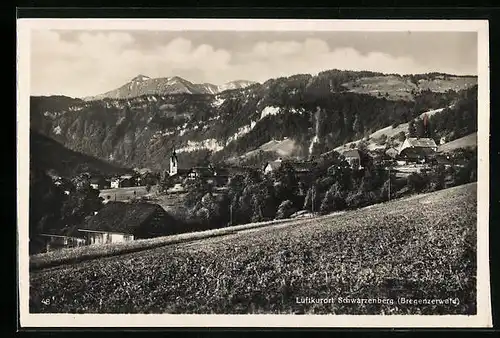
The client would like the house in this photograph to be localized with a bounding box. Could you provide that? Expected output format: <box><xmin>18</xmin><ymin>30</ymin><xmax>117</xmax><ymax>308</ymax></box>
<box><xmin>81</xmin><ymin>201</ymin><xmax>176</xmax><ymax>240</ymax></box>
<box><xmin>433</xmin><ymin>154</ymin><xmax>453</xmax><ymax>167</ymax></box>
<box><xmin>263</xmin><ymin>159</ymin><xmax>316</xmax><ymax>177</ymax></box>
<box><xmin>77</xmin><ymin>229</ymin><xmax>134</xmax><ymax>245</ymax></box>
<box><xmin>36</xmin><ymin>233</ymin><xmax>86</xmax><ymax>253</ymax></box>
<box><xmin>186</xmin><ymin>166</ymin><xmax>216</xmax><ymax>181</ymax></box>
<box><xmin>110</xmin><ymin>174</ymin><xmax>136</xmax><ymax>188</ymax></box>
<box><xmin>90</xmin><ymin>176</ymin><xmax>111</xmax><ymax>190</ymax></box>
<box><xmin>341</xmin><ymin>149</ymin><xmax>364</xmax><ymax>169</ymax></box>
<box><xmin>398</xmin><ymin>137</ymin><xmax>438</xmax><ymax>164</ymax></box>
<box><xmin>263</xmin><ymin>158</ymin><xmax>283</xmax><ymax>175</ymax></box>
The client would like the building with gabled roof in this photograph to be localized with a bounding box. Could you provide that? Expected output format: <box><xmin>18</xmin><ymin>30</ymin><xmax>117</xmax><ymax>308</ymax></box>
<box><xmin>80</xmin><ymin>201</ymin><xmax>176</xmax><ymax>240</ymax></box>
<box><xmin>398</xmin><ymin>137</ymin><xmax>438</xmax><ymax>164</ymax></box>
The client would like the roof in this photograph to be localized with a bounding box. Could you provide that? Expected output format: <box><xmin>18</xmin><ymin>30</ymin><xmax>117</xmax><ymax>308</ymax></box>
<box><xmin>219</xmin><ymin>166</ymin><xmax>258</xmax><ymax>175</ymax></box>
<box><xmin>175</xmin><ymin>168</ymin><xmax>190</xmax><ymax>175</ymax></box>
<box><xmin>342</xmin><ymin>149</ymin><xmax>362</xmax><ymax>159</ymax></box>
<box><xmin>190</xmin><ymin>167</ymin><xmax>215</xmax><ymax>177</ymax></box>
<box><xmin>404</xmin><ymin>137</ymin><xmax>438</xmax><ymax>148</ymax></box>
<box><xmin>288</xmin><ymin>161</ymin><xmax>316</xmax><ymax>172</ymax></box>
<box><xmin>90</xmin><ymin>176</ymin><xmax>108</xmax><ymax>184</ymax></box>
<box><xmin>264</xmin><ymin>161</ymin><xmax>283</xmax><ymax>171</ymax></box>
<box><xmin>38</xmin><ymin>233</ymin><xmax>84</xmax><ymax>240</ymax></box>
<box><xmin>399</xmin><ymin>147</ymin><xmax>436</xmax><ymax>158</ymax></box>
<box><xmin>82</xmin><ymin>202</ymin><xmax>166</xmax><ymax>234</ymax></box>
<box><xmin>120</xmin><ymin>174</ymin><xmax>133</xmax><ymax>179</ymax></box>
<box><xmin>77</xmin><ymin>229</ymin><xmax>133</xmax><ymax>236</ymax></box>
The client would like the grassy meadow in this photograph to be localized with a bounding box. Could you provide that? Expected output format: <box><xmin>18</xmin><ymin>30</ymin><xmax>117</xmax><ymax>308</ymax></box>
<box><xmin>30</xmin><ymin>183</ymin><xmax>477</xmax><ymax>315</ymax></box>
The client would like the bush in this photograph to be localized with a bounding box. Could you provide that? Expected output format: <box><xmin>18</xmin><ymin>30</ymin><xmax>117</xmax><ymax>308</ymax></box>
<box><xmin>397</xmin><ymin>131</ymin><xmax>406</xmax><ymax>142</ymax></box>
<box><xmin>406</xmin><ymin>173</ymin><xmax>428</xmax><ymax>193</ymax></box>
<box><xmin>377</xmin><ymin>134</ymin><xmax>388</xmax><ymax>145</ymax></box>
<box><xmin>276</xmin><ymin>200</ymin><xmax>295</xmax><ymax>219</ymax></box>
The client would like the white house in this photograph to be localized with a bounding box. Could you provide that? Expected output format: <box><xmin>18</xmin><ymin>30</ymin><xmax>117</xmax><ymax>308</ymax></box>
<box><xmin>77</xmin><ymin>229</ymin><xmax>134</xmax><ymax>245</ymax></box>
<box><xmin>263</xmin><ymin>158</ymin><xmax>283</xmax><ymax>175</ymax></box>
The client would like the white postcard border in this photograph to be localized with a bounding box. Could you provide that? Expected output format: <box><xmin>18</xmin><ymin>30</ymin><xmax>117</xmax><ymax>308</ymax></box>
<box><xmin>17</xmin><ymin>18</ymin><xmax>491</xmax><ymax>328</ymax></box>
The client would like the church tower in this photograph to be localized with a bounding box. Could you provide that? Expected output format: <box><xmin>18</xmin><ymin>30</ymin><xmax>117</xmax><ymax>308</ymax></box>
<box><xmin>169</xmin><ymin>147</ymin><xmax>178</xmax><ymax>176</ymax></box>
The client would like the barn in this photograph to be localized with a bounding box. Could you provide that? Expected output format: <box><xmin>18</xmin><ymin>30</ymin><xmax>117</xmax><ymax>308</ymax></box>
<box><xmin>398</xmin><ymin>137</ymin><xmax>438</xmax><ymax>164</ymax></box>
<box><xmin>80</xmin><ymin>201</ymin><xmax>177</xmax><ymax>240</ymax></box>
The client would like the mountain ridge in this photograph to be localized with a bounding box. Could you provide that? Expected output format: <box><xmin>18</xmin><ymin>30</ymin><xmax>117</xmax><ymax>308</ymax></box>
<box><xmin>83</xmin><ymin>75</ymin><xmax>258</xmax><ymax>101</ymax></box>
<box><xmin>31</xmin><ymin>69</ymin><xmax>478</xmax><ymax>172</ymax></box>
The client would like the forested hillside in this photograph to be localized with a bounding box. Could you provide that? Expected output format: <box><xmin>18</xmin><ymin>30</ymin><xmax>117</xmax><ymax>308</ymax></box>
<box><xmin>30</xmin><ymin>70</ymin><xmax>477</xmax><ymax>170</ymax></box>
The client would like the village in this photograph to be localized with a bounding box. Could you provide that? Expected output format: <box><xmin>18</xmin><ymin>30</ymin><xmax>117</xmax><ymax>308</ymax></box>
<box><xmin>37</xmin><ymin>130</ymin><xmax>465</xmax><ymax>254</ymax></box>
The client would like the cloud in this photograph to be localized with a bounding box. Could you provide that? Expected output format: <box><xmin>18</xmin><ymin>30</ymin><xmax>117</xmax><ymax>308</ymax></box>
<box><xmin>30</xmin><ymin>32</ymin><xmax>473</xmax><ymax>98</ymax></box>
<box><xmin>229</xmin><ymin>38</ymin><xmax>430</xmax><ymax>83</ymax></box>
<box><xmin>30</xmin><ymin>31</ymin><xmax>232</xmax><ymax>97</ymax></box>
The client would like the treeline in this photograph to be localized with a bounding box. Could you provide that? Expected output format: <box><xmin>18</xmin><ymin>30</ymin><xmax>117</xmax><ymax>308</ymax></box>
<box><xmin>428</xmin><ymin>85</ymin><xmax>478</xmax><ymax>142</ymax></box>
<box><xmin>29</xmin><ymin>168</ymin><xmax>104</xmax><ymax>254</ymax></box>
<box><xmin>174</xmin><ymin>147</ymin><xmax>478</xmax><ymax>232</ymax></box>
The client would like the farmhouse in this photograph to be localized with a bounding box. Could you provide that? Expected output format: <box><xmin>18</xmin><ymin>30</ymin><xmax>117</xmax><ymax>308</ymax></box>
<box><xmin>90</xmin><ymin>176</ymin><xmax>110</xmax><ymax>190</ymax></box>
<box><xmin>398</xmin><ymin>137</ymin><xmax>438</xmax><ymax>164</ymax></box>
<box><xmin>77</xmin><ymin>229</ymin><xmax>134</xmax><ymax>245</ymax></box>
<box><xmin>81</xmin><ymin>201</ymin><xmax>176</xmax><ymax>239</ymax></box>
<box><xmin>110</xmin><ymin>174</ymin><xmax>136</xmax><ymax>188</ymax></box>
<box><xmin>36</xmin><ymin>233</ymin><xmax>86</xmax><ymax>253</ymax></box>
<box><xmin>263</xmin><ymin>159</ymin><xmax>316</xmax><ymax>178</ymax></box>
<box><xmin>263</xmin><ymin>158</ymin><xmax>283</xmax><ymax>175</ymax></box>
<box><xmin>341</xmin><ymin>149</ymin><xmax>371</xmax><ymax>170</ymax></box>
<box><xmin>187</xmin><ymin>166</ymin><xmax>216</xmax><ymax>181</ymax></box>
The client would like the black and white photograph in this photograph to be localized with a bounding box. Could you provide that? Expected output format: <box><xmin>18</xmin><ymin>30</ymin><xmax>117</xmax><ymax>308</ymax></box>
<box><xmin>17</xmin><ymin>18</ymin><xmax>491</xmax><ymax>327</ymax></box>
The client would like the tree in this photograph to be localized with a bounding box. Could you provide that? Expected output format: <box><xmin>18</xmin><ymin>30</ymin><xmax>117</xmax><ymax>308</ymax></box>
<box><xmin>353</xmin><ymin>114</ymin><xmax>364</xmax><ymax>135</ymax></box>
<box><xmin>158</xmin><ymin>170</ymin><xmax>174</xmax><ymax>193</ymax></box>
<box><xmin>29</xmin><ymin>168</ymin><xmax>65</xmax><ymax>253</ymax></box>
<box><xmin>185</xmin><ymin>177</ymin><xmax>211</xmax><ymax>208</ymax></box>
<box><xmin>427</xmin><ymin>164</ymin><xmax>446</xmax><ymax>192</ymax></box>
<box><xmin>319</xmin><ymin>182</ymin><xmax>345</xmax><ymax>214</ymax></box>
<box><xmin>408</xmin><ymin>119</ymin><xmax>417</xmax><ymax>137</ymax></box>
<box><xmin>415</xmin><ymin>118</ymin><xmax>425</xmax><ymax>138</ymax></box>
<box><xmin>60</xmin><ymin>185</ymin><xmax>103</xmax><ymax>233</ymax></box>
<box><xmin>406</xmin><ymin>173</ymin><xmax>427</xmax><ymax>193</ymax></box>
<box><xmin>398</xmin><ymin>131</ymin><xmax>406</xmax><ymax>142</ymax></box>
<box><xmin>272</xmin><ymin>161</ymin><xmax>298</xmax><ymax>202</ymax></box>
<box><xmin>422</xmin><ymin>114</ymin><xmax>432</xmax><ymax>138</ymax></box>
<box><xmin>303</xmin><ymin>184</ymin><xmax>321</xmax><ymax>213</ymax></box>
<box><xmin>377</xmin><ymin>134</ymin><xmax>387</xmax><ymax>145</ymax></box>
<box><xmin>357</xmin><ymin>140</ymin><xmax>368</xmax><ymax>153</ymax></box>
<box><xmin>276</xmin><ymin>200</ymin><xmax>295</xmax><ymax>219</ymax></box>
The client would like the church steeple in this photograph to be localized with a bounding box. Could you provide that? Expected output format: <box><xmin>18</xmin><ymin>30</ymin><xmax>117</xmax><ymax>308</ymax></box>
<box><xmin>169</xmin><ymin>146</ymin><xmax>178</xmax><ymax>176</ymax></box>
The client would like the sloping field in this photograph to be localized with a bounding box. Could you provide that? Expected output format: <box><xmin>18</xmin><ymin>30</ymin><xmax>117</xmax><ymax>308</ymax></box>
<box><xmin>333</xmin><ymin>107</ymin><xmax>448</xmax><ymax>153</ymax></box>
<box><xmin>30</xmin><ymin>183</ymin><xmax>477</xmax><ymax>315</ymax></box>
<box><xmin>438</xmin><ymin>132</ymin><xmax>477</xmax><ymax>153</ymax></box>
<box><xmin>234</xmin><ymin>138</ymin><xmax>299</xmax><ymax>162</ymax></box>
<box><xmin>342</xmin><ymin>75</ymin><xmax>477</xmax><ymax>101</ymax></box>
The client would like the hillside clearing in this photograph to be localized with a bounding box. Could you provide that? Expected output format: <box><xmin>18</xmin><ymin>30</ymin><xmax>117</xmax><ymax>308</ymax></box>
<box><xmin>333</xmin><ymin>106</ymin><xmax>450</xmax><ymax>153</ymax></box>
<box><xmin>30</xmin><ymin>183</ymin><xmax>477</xmax><ymax>315</ymax></box>
<box><xmin>438</xmin><ymin>132</ymin><xmax>477</xmax><ymax>153</ymax></box>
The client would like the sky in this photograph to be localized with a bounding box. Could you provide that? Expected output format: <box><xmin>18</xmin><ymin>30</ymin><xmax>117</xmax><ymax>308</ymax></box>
<box><xmin>30</xmin><ymin>30</ymin><xmax>478</xmax><ymax>98</ymax></box>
